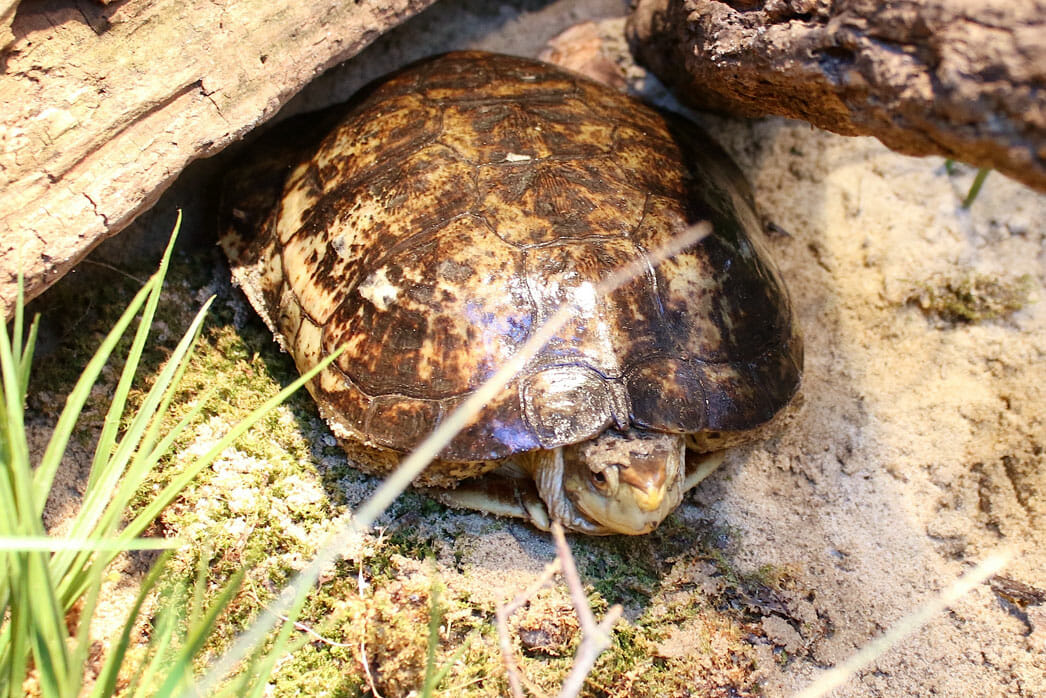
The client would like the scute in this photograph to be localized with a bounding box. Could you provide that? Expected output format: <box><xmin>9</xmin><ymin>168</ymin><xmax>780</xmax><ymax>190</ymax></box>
<box><xmin>521</xmin><ymin>366</ymin><xmax>621</xmax><ymax>448</ymax></box>
<box><xmin>627</xmin><ymin>359</ymin><xmax>707</xmax><ymax>432</ymax></box>
<box><xmin>220</xmin><ymin>50</ymin><xmax>802</xmax><ymax>473</ymax></box>
<box><xmin>323</xmin><ymin>215</ymin><xmax>533</xmax><ymax>399</ymax></box>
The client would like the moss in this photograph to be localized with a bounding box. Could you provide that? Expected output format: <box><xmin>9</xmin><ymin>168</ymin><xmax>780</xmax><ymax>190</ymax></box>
<box><xmin>367</xmin><ymin>525</ymin><xmax>440</xmax><ymax>582</ymax></box>
<box><xmin>571</xmin><ymin>516</ymin><xmax>712</xmax><ymax>610</ymax></box>
<box><xmin>749</xmin><ymin>562</ymin><xmax>793</xmax><ymax>591</ymax></box>
<box><xmin>507</xmin><ymin>523</ymin><xmax>776</xmax><ymax>696</ymax></box>
<box><xmin>268</xmin><ymin>643</ymin><xmax>365</xmax><ymax>698</ymax></box>
<box><xmin>578</xmin><ymin>596</ymin><xmax>761</xmax><ymax>697</ymax></box>
<box><xmin>286</xmin><ymin>568</ymin><xmax>501</xmax><ymax>697</ymax></box>
<box><xmin>907</xmin><ymin>273</ymin><xmax>1034</xmax><ymax>324</ymax></box>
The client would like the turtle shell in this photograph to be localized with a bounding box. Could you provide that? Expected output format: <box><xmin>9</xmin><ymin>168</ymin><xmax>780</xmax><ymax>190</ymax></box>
<box><xmin>221</xmin><ymin>51</ymin><xmax>801</xmax><ymax>479</ymax></box>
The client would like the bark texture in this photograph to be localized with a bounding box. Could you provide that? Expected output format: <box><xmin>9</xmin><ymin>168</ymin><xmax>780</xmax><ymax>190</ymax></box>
<box><xmin>0</xmin><ymin>0</ymin><xmax>437</xmax><ymax>317</ymax></box>
<box><xmin>0</xmin><ymin>1</ymin><xmax>16</xmax><ymax>50</ymax></box>
<box><xmin>628</xmin><ymin>0</ymin><xmax>1046</xmax><ymax>193</ymax></box>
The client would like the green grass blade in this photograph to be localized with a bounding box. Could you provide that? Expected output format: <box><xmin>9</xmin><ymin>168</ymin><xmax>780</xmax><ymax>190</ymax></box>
<box><xmin>15</xmin><ymin>316</ymin><xmax>39</xmax><ymax>409</ymax></box>
<box><xmin>89</xmin><ymin>551</ymin><xmax>174</xmax><ymax>698</ymax></box>
<box><xmin>0</xmin><ymin>536</ymin><xmax>180</xmax><ymax>552</ymax></box>
<box><xmin>0</xmin><ymin>292</ymin><xmax>70</xmax><ymax>694</ymax></box>
<box><xmin>1</xmin><ymin>298</ymin><xmax>35</xmax><ymax>532</ymax></box>
<box><xmin>426</xmin><ymin>631</ymin><xmax>475</xmax><ymax>694</ymax></box>
<box><xmin>128</xmin><ymin>583</ymin><xmax>184</xmax><ymax>698</ymax></box>
<box><xmin>82</xmin><ymin>270</ymin><xmax>159</xmax><ymax>493</ymax></box>
<box><xmin>32</xmin><ymin>277</ymin><xmax>158</xmax><ymax>514</ymax></box>
<box><xmin>0</xmin><ymin>450</ymin><xmax>20</xmax><ymax>537</ymax></box>
<box><xmin>422</xmin><ymin>583</ymin><xmax>443</xmax><ymax>698</ymax></box>
<box><xmin>1</xmin><ymin>583</ymin><xmax>29</xmax><ymax>698</ymax></box>
<box><xmin>95</xmin><ymin>298</ymin><xmax>214</xmax><ymax>529</ymax></box>
<box><xmin>238</xmin><ymin>578</ymin><xmax>315</xmax><ymax>698</ymax></box>
<box><xmin>126</xmin><ymin>386</ymin><xmax>214</xmax><ymax>486</ymax></box>
<box><xmin>962</xmin><ymin>168</ymin><xmax>991</xmax><ymax>208</ymax></box>
<box><xmin>56</xmin><ymin>390</ymin><xmax>213</xmax><ymax>607</ymax></box>
<box><xmin>8</xmin><ymin>276</ymin><xmax>24</xmax><ymax>372</ymax></box>
<box><xmin>57</xmin><ymin>370</ymin><xmax>214</xmax><ymax>606</ymax></box>
<box><xmin>58</xmin><ymin>389</ymin><xmax>215</xmax><ymax>606</ymax></box>
<box><xmin>2</xmin><ymin>210</ymin><xmax>334</xmax><ymax>698</ymax></box>
<box><xmin>133</xmin><ymin>301</ymin><xmax>214</xmax><ymax>472</ymax></box>
<box><xmin>121</xmin><ymin>347</ymin><xmax>343</xmax><ymax>544</ymax></box>
<box><xmin>85</xmin><ymin>214</ymin><xmax>180</xmax><ymax>494</ymax></box>
<box><xmin>155</xmin><ymin>569</ymin><xmax>246</xmax><ymax>698</ymax></box>
<box><xmin>92</xmin><ymin>296</ymin><xmax>213</xmax><ymax>519</ymax></box>
<box><xmin>135</xmin><ymin>387</ymin><xmax>216</xmax><ymax>475</ymax></box>
<box><xmin>188</xmin><ymin>550</ymin><xmax>211</xmax><ymax>633</ymax></box>
<box><xmin>64</xmin><ymin>553</ymin><xmax>107</xmax><ymax>698</ymax></box>
<box><xmin>0</xmin><ymin>285</ymin><xmax>60</xmax><ymax>697</ymax></box>
<box><xmin>53</xmin><ymin>297</ymin><xmax>213</xmax><ymax>591</ymax></box>
<box><xmin>418</xmin><ymin>582</ymin><xmax>475</xmax><ymax>697</ymax></box>
<box><xmin>236</xmin><ymin>619</ymin><xmax>295</xmax><ymax>698</ymax></box>
<box><xmin>24</xmin><ymin>552</ymin><xmax>69</xmax><ymax>697</ymax></box>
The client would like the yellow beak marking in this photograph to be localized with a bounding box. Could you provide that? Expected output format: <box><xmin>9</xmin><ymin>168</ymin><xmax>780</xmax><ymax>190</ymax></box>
<box><xmin>618</xmin><ymin>458</ymin><xmax>667</xmax><ymax>512</ymax></box>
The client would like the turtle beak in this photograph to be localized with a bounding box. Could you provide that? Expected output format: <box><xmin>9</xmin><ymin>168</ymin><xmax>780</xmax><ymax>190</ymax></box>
<box><xmin>618</xmin><ymin>458</ymin><xmax>667</xmax><ymax>512</ymax></box>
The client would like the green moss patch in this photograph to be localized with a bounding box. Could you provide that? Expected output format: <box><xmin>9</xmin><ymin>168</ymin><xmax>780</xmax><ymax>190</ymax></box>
<box><xmin>907</xmin><ymin>273</ymin><xmax>1034</xmax><ymax>324</ymax></box>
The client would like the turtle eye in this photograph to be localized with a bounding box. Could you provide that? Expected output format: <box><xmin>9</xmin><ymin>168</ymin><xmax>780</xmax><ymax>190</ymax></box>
<box><xmin>590</xmin><ymin>466</ymin><xmax>619</xmax><ymax>493</ymax></box>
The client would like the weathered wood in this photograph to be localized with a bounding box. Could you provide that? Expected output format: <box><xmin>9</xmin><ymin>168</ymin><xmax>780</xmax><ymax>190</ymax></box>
<box><xmin>0</xmin><ymin>1</ymin><xmax>16</xmax><ymax>50</ymax></box>
<box><xmin>0</xmin><ymin>0</ymin><xmax>437</xmax><ymax>317</ymax></box>
<box><xmin>628</xmin><ymin>0</ymin><xmax>1046</xmax><ymax>193</ymax></box>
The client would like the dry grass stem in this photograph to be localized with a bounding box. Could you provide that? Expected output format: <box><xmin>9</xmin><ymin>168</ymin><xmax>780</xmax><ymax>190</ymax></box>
<box><xmin>245</xmin><ymin>585</ymin><xmax>352</xmax><ymax>648</ymax></box>
<box><xmin>495</xmin><ymin>559</ymin><xmax>563</xmax><ymax>698</ymax></box>
<box><xmin>357</xmin><ymin>552</ymin><xmax>382</xmax><ymax>698</ymax></box>
<box><xmin>80</xmin><ymin>258</ymin><xmax>148</xmax><ymax>285</ymax></box>
<box><xmin>795</xmin><ymin>547</ymin><xmax>1014</xmax><ymax>698</ymax></box>
<box><xmin>494</xmin><ymin>526</ymin><xmax>625</xmax><ymax>698</ymax></box>
<box><xmin>551</xmin><ymin>523</ymin><xmax>623</xmax><ymax>698</ymax></box>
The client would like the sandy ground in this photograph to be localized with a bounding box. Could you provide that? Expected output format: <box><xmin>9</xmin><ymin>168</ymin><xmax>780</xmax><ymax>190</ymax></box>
<box><xmin>684</xmin><ymin>116</ymin><xmax>1046</xmax><ymax>695</ymax></box>
<box><xmin>27</xmin><ymin>0</ymin><xmax>1044</xmax><ymax>695</ymax></box>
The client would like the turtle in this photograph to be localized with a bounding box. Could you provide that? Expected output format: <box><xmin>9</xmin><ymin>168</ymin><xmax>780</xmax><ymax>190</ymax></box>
<box><xmin>219</xmin><ymin>51</ymin><xmax>802</xmax><ymax>535</ymax></box>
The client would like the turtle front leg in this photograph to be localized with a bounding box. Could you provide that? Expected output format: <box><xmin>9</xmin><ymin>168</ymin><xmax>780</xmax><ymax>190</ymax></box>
<box><xmin>421</xmin><ymin>450</ymin><xmax>612</xmax><ymax>534</ymax></box>
<box><xmin>684</xmin><ymin>450</ymin><xmax>726</xmax><ymax>492</ymax></box>
<box><xmin>417</xmin><ymin>458</ymin><xmax>554</xmax><ymax>530</ymax></box>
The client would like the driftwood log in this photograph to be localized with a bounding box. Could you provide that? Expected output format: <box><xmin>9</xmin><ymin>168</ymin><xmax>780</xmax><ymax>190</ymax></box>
<box><xmin>0</xmin><ymin>0</ymin><xmax>436</xmax><ymax>318</ymax></box>
<box><xmin>628</xmin><ymin>0</ymin><xmax>1046</xmax><ymax>193</ymax></box>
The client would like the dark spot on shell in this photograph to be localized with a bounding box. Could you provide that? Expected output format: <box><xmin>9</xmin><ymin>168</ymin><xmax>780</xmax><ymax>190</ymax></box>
<box><xmin>407</xmin><ymin>285</ymin><xmax>436</xmax><ymax>305</ymax></box>
<box><xmin>385</xmin><ymin>265</ymin><xmax>403</xmax><ymax>283</ymax></box>
<box><xmin>439</xmin><ymin>259</ymin><xmax>473</xmax><ymax>282</ymax></box>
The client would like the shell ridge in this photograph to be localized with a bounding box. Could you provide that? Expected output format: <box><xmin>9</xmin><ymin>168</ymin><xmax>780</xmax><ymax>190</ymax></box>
<box><xmin>473</xmin><ymin>212</ymin><xmax>525</xmax><ymax>250</ymax></box>
<box><xmin>282</xmin><ymin>275</ymin><xmax>327</xmax><ymax>333</ymax></box>
<box><xmin>310</xmin><ymin>133</ymin><xmax>445</xmax><ymax>204</ymax></box>
<box><xmin>623</xmin><ymin>190</ymin><xmax>676</xmax><ymax>353</ymax></box>
<box><xmin>518</xmin><ymin>232</ymin><xmax>631</xmax><ymax>250</ymax></box>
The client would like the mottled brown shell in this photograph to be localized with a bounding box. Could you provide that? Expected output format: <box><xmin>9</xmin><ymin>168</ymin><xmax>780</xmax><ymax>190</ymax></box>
<box><xmin>221</xmin><ymin>51</ymin><xmax>801</xmax><ymax>482</ymax></box>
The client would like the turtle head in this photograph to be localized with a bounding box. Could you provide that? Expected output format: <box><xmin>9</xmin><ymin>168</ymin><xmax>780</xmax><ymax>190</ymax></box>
<box><xmin>559</xmin><ymin>430</ymin><xmax>686</xmax><ymax>535</ymax></box>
